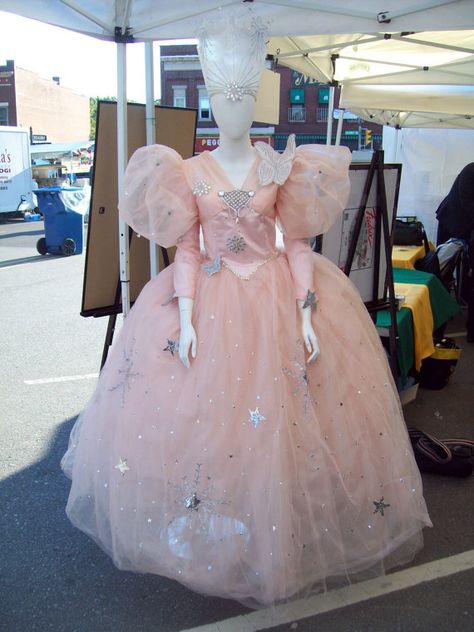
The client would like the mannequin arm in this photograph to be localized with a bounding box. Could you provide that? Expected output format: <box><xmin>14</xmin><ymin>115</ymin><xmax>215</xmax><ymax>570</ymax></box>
<box><xmin>284</xmin><ymin>235</ymin><xmax>320</xmax><ymax>363</ymax></box>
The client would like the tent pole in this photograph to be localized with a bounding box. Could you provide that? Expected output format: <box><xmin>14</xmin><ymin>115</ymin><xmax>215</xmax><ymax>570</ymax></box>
<box><xmin>326</xmin><ymin>86</ymin><xmax>335</xmax><ymax>145</ymax></box>
<box><xmin>117</xmin><ymin>42</ymin><xmax>130</xmax><ymax>318</ymax></box>
<box><xmin>335</xmin><ymin>108</ymin><xmax>344</xmax><ymax>146</ymax></box>
<box><xmin>145</xmin><ymin>41</ymin><xmax>159</xmax><ymax>278</ymax></box>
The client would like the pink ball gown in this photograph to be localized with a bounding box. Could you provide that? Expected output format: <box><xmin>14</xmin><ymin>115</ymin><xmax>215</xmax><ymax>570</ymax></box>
<box><xmin>61</xmin><ymin>137</ymin><xmax>432</xmax><ymax>608</ymax></box>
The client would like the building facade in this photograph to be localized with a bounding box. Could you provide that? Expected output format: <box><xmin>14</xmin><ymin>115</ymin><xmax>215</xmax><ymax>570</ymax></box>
<box><xmin>0</xmin><ymin>59</ymin><xmax>90</xmax><ymax>143</ymax></box>
<box><xmin>160</xmin><ymin>45</ymin><xmax>382</xmax><ymax>152</ymax></box>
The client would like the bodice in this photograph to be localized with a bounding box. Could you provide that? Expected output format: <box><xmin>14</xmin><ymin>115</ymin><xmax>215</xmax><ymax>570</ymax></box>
<box><xmin>186</xmin><ymin>152</ymin><xmax>281</xmax><ymax>278</ymax></box>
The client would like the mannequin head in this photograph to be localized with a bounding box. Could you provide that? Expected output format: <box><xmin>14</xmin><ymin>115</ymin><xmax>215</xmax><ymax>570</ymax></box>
<box><xmin>210</xmin><ymin>93</ymin><xmax>256</xmax><ymax>140</ymax></box>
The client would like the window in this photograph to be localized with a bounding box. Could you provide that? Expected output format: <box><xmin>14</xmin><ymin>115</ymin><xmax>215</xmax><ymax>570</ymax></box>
<box><xmin>172</xmin><ymin>86</ymin><xmax>186</xmax><ymax>108</ymax></box>
<box><xmin>0</xmin><ymin>104</ymin><xmax>8</xmax><ymax>126</ymax></box>
<box><xmin>198</xmin><ymin>88</ymin><xmax>211</xmax><ymax>121</ymax></box>
<box><xmin>288</xmin><ymin>104</ymin><xmax>306</xmax><ymax>123</ymax></box>
<box><xmin>316</xmin><ymin>105</ymin><xmax>328</xmax><ymax>122</ymax></box>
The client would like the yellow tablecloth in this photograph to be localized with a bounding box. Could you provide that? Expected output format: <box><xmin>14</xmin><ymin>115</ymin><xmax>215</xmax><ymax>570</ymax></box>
<box><xmin>392</xmin><ymin>245</ymin><xmax>426</xmax><ymax>270</ymax></box>
<box><xmin>394</xmin><ymin>282</ymin><xmax>435</xmax><ymax>370</ymax></box>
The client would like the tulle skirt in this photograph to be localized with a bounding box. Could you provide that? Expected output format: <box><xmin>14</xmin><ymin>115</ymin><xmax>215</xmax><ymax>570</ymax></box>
<box><xmin>61</xmin><ymin>252</ymin><xmax>432</xmax><ymax>608</ymax></box>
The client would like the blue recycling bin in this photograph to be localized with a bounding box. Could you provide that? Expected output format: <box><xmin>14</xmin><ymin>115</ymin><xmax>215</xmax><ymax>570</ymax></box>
<box><xmin>35</xmin><ymin>186</ymin><xmax>84</xmax><ymax>256</ymax></box>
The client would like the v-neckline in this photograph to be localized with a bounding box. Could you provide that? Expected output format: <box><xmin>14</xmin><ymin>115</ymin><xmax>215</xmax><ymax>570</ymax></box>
<box><xmin>203</xmin><ymin>150</ymin><xmax>259</xmax><ymax>191</ymax></box>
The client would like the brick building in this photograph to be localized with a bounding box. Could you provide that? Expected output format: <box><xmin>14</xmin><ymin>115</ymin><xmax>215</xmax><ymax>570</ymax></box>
<box><xmin>0</xmin><ymin>59</ymin><xmax>90</xmax><ymax>143</ymax></box>
<box><xmin>160</xmin><ymin>45</ymin><xmax>382</xmax><ymax>152</ymax></box>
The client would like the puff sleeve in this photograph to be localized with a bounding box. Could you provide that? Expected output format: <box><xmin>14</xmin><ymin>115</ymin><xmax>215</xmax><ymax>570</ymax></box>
<box><xmin>119</xmin><ymin>144</ymin><xmax>201</xmax><ymax>299</ymax></box>
<box><xmin>277</xmin><ymin>145</ymin><xmax>351</xmax><ymax>301</ymax></box>
<box><xmin>119</xmin><ymin>144</ymin><xmax>198</xmax><ymax>248</ymax></box>
<box><xmin>276</xmin><ymin>144</ymin><xmax>351</xmax><ymax>239</ymax></box>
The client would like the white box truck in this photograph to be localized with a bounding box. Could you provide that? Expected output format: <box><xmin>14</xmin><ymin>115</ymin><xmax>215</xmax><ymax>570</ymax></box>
<box><xmin>0</xmin><ymin>126</ymin><xmax>34</xmax><ymax>214</ymax></box>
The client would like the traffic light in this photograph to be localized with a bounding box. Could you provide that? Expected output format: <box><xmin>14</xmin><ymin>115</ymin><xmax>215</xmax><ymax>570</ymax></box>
<box><xmin>364</xmin><ymin>129</ymin><xmax>372</xmax><ymax>147</ymax></box>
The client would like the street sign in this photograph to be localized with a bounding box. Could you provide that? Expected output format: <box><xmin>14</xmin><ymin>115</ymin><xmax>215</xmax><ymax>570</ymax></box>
<box><xmin>32</xmin><ymin>134</ymin><xmax>47</xmax><ymax>143</ymax></box>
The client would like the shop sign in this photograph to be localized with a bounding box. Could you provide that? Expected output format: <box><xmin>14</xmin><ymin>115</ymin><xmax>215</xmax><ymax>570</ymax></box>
<box><xmin>195</xmin><ymin>135</ymin><xmax>272</xmax><ymax>153</ymax></box>
<box><xmin>291</xmin><ymin>71</ymin><xmax>319</xmax><ymax>87</ymax></box>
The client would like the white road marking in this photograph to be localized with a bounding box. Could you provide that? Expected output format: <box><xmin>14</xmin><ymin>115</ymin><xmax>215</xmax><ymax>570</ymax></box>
<box><xmin>24</xmin><ymin>373</ymin><xmax>99</xmax><ymax>385</ymax></box>
<box><xmin>182</xmin><ymin>549</ymin><xmax>474</xmax><ymax>632</ymax></box>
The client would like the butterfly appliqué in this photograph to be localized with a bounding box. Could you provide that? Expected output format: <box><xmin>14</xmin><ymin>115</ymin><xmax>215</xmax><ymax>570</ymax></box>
<box><xmin>255</xmin><ymin>134</ymin><xmax>296</xmax><ymax>186</ymax></box>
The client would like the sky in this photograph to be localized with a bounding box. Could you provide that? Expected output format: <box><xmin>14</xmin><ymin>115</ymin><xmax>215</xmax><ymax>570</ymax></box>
<box><xmin>0</xmin><ymin>11</ymin><xmax>195</xmax><ymax>102</ymax></box>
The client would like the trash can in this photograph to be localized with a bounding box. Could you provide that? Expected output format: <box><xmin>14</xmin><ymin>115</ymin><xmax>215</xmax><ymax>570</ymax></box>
<box><xmin>35</xmin><ymin>186</ymin><xmax>85</xmax><ymax>256</ymax></box>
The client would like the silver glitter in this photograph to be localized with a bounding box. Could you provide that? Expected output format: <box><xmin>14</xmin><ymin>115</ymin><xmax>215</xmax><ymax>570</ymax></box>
<box><xmin>114</xmin><ymin>458</ymin><xmax>130</xmax><ymax>476</ymax></box>
<box><xmin>373</xmin><ymin>497</ymin><xmax>390</xmax><ymax>516</ymax></box>
<box><xmin>218</xmin><ymin>190</ymin><xmax>255</xmax><ymax>222</ymax></box>
<box><xmin>192</xmin><ymin>180</ymin><xmax>211</xmax><ymax>196</ymax></box>
<box><xmin>163</xmin><ymin>339</ymin><xmax>179</xmax><ymax>356</ymax></box>
<box><xmin>282</xmin><ymin>352</ymin><xmax>311</xmax><ymax>415</ymax></box>
<box><xmin>248</xmin><ymin>407</ymin><xmax>266</xmax><ymax>428</ymax></box>
<box><xmin>226</xmin><ymin>234</ymin><xmax>247</xmax><ymax>254</ymax></box>
<box><xmin>202</xmin><ymin>255</ymin><xmax>221</xmax><ymax>276</ymax></box>
<box><xmin>169</xmin><ymin>463</ymin><xmax>230</xmax><ymax>517</ymax></box>
<box><xmin>302</xmin><ymin>289</ymin><xmax>317</xmax><ymax>311</ymax></box>
<box><xmin>108</xmin><ymin>338</ymin><xmax>142</xmax><ymax>407</ymax></box>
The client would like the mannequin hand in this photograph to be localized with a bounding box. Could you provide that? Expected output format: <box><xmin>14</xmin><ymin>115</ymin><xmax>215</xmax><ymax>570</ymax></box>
<box><xmin>302</xmin><ymin>321</ymin><xmax>320</xmax><ymax>363</ymax></box>
<box><xmin>178</xmin><ymin>322</ymin><xmax>197</xmax><ymax>369</ymax></box>
<box><xmin>297</xmin><ymin>298</ymin><xmax>320</xmax><ymax>363</ymax></box>
<box><xmin>178</xmin><ymin>296</ymin><xmax>197</xmax><ymax>369</ymax></box>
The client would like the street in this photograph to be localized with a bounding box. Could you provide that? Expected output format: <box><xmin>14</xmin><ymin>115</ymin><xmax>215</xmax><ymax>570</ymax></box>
<box><xmin>0</xmin><ymin>219</ymin><xmax>473</xmax><ymax>632</ymax></box>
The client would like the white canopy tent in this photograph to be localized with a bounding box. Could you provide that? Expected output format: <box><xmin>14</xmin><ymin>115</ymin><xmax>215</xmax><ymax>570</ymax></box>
<box><xmin>339</xmin><ymin>84</ymin><xmax>474</xmax><ymax>129</ymax></box>
<box><xmin>2</xmin><ymin>0</ymin><xmax>474</xmax><ymax>313</ymax></box>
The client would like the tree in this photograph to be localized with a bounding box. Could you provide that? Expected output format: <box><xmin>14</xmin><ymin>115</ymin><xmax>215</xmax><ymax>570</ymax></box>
<box><xmin>89</xmin><ymin>96</ymin><xmax>117</xmax><ymax>140</ymax></box>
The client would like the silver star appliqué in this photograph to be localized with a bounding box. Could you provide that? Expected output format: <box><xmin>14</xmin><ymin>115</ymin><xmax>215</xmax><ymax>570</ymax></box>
<box><xmin>248</xmin><ymin>407</ymin><xmax>266</xmax><ymax>428</ymax></box>
<box><xmin>302</xmin><ymin>289</ymin><xmax>317</xmax><ymax>310</ymax></box>
<box><xmin>163</xmin><ymin>339</ymin><xmax>179</xmax><ymax>356</ymax></box>
<box><xmin>202</xmin><ymin>255</ymin><xmax>221</xmax><ymax>277</ymax></box>
<box><xmin>115</xmin><ymin>458</ymin><xmax>130</xmax><ymax>476</ymax></box>
<box><xmin>373</xmin><ymin>497</ymin><xmax>390</xmax><ymax>516</ymax></box>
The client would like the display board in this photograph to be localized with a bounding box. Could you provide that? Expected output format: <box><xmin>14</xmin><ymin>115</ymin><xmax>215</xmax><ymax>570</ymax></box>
<box><xmin>322</xmin><ymin>163</ymin><xmax>401</xmax><ymax>303</ymax></box>
<box><xmin>81</xmin><ymin>102</ymin><xmax>197</xmax><ymax>317</ymax></box>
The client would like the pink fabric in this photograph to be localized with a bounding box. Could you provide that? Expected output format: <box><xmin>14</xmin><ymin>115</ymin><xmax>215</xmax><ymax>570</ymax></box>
<box><xmin>276</xmin><ymin>144</ymin><xmax>351</xmax><ymax>239</ymax></box>
<box><xmin>62</xmin><ymin>143</ymin><xmax>431</xmax><ymax>608</ymax></box>
<box><xmin>119</xmin><ymin>144</ymin><xmax>198</xmax><ymax>248</ymax></box>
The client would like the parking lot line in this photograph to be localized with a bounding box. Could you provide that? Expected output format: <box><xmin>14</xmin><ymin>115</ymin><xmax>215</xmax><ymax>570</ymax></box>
<box><xmin>182</xmin><ymin>549</ymin><xmax>474</xmax><ymax>632</ymax></box>
<box><xmin>24</xmin><ymin>373</ymin><xmax>99</xmax><ymax>385</ymax></box>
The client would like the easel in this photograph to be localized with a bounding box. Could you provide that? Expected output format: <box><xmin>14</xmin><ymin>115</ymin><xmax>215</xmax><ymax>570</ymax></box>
<box><xmin>343</xmin><ymin>150</ymin><xmax>399</xmax><ymax>380</ymax></box>
<box><xmin>100</xmin><ymin>239</ymin><xmax>170</xmax><ymax>369</ymax></box>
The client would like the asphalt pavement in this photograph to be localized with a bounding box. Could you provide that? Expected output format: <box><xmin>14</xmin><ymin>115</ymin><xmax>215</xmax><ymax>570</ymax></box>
<box><xmin>0</xmin><ymin>219</ymin><xmax>473</xmax><ymax>632</ymax></box>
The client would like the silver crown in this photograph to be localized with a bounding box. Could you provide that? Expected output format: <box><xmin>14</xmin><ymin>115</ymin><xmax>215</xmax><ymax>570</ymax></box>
<box><xmin>197</xmin><ymin>7</ymin><xmax>268</xmax><ymax>102</ymax></box>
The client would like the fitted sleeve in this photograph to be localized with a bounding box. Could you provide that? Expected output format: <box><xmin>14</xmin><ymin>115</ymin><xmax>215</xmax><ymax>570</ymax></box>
<box><xmin>119</xmin><ymin>144</ymin><xmax>198</xmax><ymax>248</ymax></box>
<box><xmin>276</xmin><ymin>144</ymin><xmax>351</xmax><ymax>239</ymax></box>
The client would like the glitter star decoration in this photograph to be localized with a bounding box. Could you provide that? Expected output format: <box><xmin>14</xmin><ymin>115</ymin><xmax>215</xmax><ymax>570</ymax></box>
<box><xmin>249</xmin><ymin>407</ymin><xmax>266</xmax><ymax>428</ymax></box>
<box><xmin>202</xmin><ymin>255</ymin><xmax>221</xmax><ymax>277</ymax></box>
<box><xmin>302</xmin><ymin>289</ymin><xmax>317</xmax><ymax>311</ymax></box>
<box><xmin>373</xmin><ymin>497</ymin><xmax>390</xmax><ymax>516</ymax></box>
<box><xmin>192</xmin><ymin>180</ymin><xmax>211</xmax><ymax>196</ymax></box>
<box><xmin>163</xmin><ymin>339</ymin><xmax>179</xmax><ymax>356</ymax></box>
<box><xmin>108</xmin><ymin>338</ymin><xmax>142</xmax><ymax>407</ymax></box>
<box><xmin>227</xmin><ymin>234</ymin><xmax>247</xmax><ymax>254</ymax></box>
<box><xmin>115</xmin><ymin>458</ymin><xmax>130</xmax><ymax>476</ymax></box>
<box><xmin>168</xmin><ymin>463</ymin><xmax>230</xmax><ymax>525</ymax></box>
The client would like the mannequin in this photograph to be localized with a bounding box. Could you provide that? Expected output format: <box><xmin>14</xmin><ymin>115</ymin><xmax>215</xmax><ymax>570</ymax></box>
<box><xmin>61</xmin><ymin>7</ymin><xmax>431</xmax><ymax>609</ymax></box>
<box><xmin>178</xmin><ymin>93</ymin><xmax>320</xmax><ymax>368</ymax></box>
